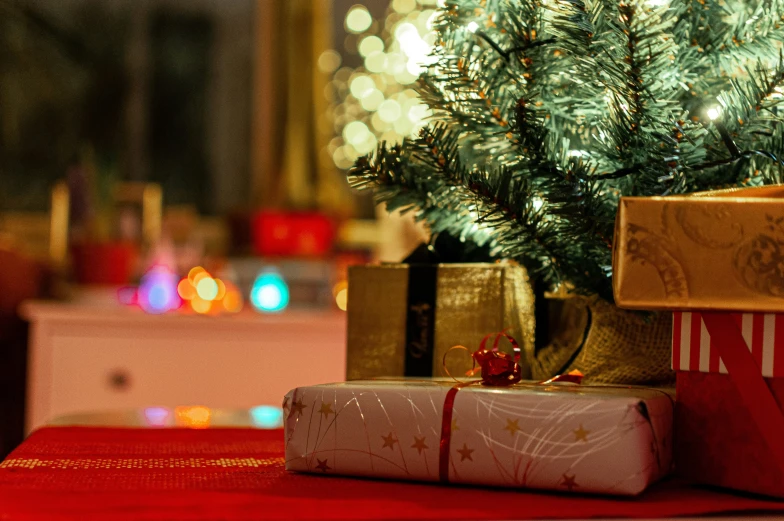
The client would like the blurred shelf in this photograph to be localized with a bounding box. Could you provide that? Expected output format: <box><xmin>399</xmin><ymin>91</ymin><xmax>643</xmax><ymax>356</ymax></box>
<box><xmin>49</xmin><ymin>406</ymin><xmax>281</xmax><ymax>429</ymax></box>
<box><xmin>21</xmin><ymin>300</ymin><xmax>344</xmax><ymax>328</ymax></box>
<box><xmin>22</xmin><ymin>300</ymin><xmax>346</xmax><ymax>434</ymax></box>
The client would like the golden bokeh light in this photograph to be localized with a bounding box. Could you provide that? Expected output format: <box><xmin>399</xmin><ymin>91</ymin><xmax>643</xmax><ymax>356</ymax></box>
<box><xmin>222</xmin><ymin>290</ymin><xmax>243</xmax><ymax>314</ymax></box>
<box><xmin>335</xmin><ymin>288</ymin><xmax>348</xmax><ymax>311</ymax></box>
<box><xmin>328</xmin><ymin>0</ymin><xmax>438</xmax><ymax>170</ymax></box>
<box><xmin>177</xmin><ymin>278</ymin><xmax>195</xmax><ymax>300</ymax></box>
<box><xmin>345</xmin><ymin>5</ymin><xmax>372</xmax><ymax>33</ymax></box>
<box><xmin>332</xmin><ymin>281</ymin><xmax>349</xmax><ymax>311</ymax></box>
<box><xmin>188</xmin><ymin>266</ymin><xmax>205</xmax><ymax>283</ymax></box>
<box><xmin>192</xmin><ymin>270</ymin><xmax>210</xmax><ymax>286</ymax></box>
<box><xmin>349</xmin><ymin>75</ymin><xmax>375</xmax><ymax>99</ymax></box>
<box><xmin>408</xmin><ymin>102</ymin><xmax>430</xmax><ymax>122</ymax></box>
<box><xmin>175</xmin><ymin>406</ymin><xmax>211</xmax><ymax>428</ymax></box>
<box><xmin>365</xmin><ymin>51</ymin><xmax>388</xmax><ymax>73</ymax></box>
<box><xmin>360</xmin><ymin>89</ymin><xmax>385</xmax><ymax>111</ymax></box>
<box><xmin>190</xmin><ymin>296</ymin><xmax>212</xmax><ymax>314</ymax></box>
<box><xmin>332</xmin><ymin>280</ymin><xmax>348</xmax><ymax>297</ymax></box>
<box><xmin>354</xmin><ymin>133</ymin><xmax>378</xmax><ymax>155</ymax></box>
<box><xmin>215</xmin><ymin>279</ymin><xmax>227</xmax><ymax>301</ymax></box>
<box><xmin>179</xmin><ymin>267</ymin><xmax>242</xmax><ymax>315</ymax></box>
<box><xmin>359</xmin><ymin>35</ymin><xmax>384</xmax><ymax>56</ymax></box>
<box><xmin>344</xmin><ymin>121</ymin><xmax>371</xmax><ymax>146</ymax></box>
<box><xmin>195</xmin><ymin>277</ymin><xmax>219</xmax><ymax>301</ymax></box>
<box><xmin>317</xmin><ymin>49</ymin><xmax>342</xmax><ymax>73</ymax></box>
<box><xmin>392</xmin><ymin>0</ymin><xmax>417</xmax><ymax>13</ymax></box>
<box><xmin>378</xmin><ymin>99</ymin><xmax>401</xmax><ymax>122</ymax></box>
<box><xmin>385</xmin><ymin>52</ymin><xmax>406</xmax><ymax>75</ymax></box>
<box><xmin>394</xmin><ymin>116</ymin><xmax>415</xmax><ymax>135</ymax></box>
<box><xmin>371</xmin><ymin>112</ymin><xmax>389</xmax><ymax>132</ymax></box>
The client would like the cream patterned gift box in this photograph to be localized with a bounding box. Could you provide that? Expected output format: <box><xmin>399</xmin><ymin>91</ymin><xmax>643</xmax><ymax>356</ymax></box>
<box><xmin>283</xmin><ymin>380</ymin><xmax>673</xmax><ymax>495</ymax></box>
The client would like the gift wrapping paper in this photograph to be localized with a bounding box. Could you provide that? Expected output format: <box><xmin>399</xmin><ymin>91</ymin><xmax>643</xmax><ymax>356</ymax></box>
<box><xmin>283</xmin><ymin>380</ymin><xmax>673</xmax><ymax>496</ymax></box>
<box><xmin>346</xmin><ymin>264</ymin><xmax>534</xmax><ymax>380</ymax></box>
<box><xmin>672</xmin><ymin>311</ymin><xmax>784</xmax><ymax>376</ymax></box>
<box><xmin>613</xmin><ymin>185</ymin><xmax>784</xmax><ymax>312</ymax></box>
<box><xmin>676</xmin><ymin>372</ymin><xmax>784</xmax><ymax>498</ymax></box>
<box><xmin>671</xmin><ymin>310</ymin><xmax>784</xmax><ymax>498</ymax></box>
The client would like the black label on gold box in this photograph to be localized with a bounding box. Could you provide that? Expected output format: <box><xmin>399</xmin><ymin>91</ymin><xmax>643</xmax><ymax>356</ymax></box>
<box><xmin>405</xmin><ymin>264</ymin><xmax>437</xmax><ymax>376</ymax></box>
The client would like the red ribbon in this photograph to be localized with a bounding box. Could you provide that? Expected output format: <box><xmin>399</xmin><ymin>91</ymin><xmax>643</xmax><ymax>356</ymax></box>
<box><xmin>700</xmin><ymin>312</ymin><xmax>784</xmax><ymax>472</ymax></box>
<box><xmin>438</xmin><ymin>383</ymin><xmax>472</xmax><ymax>483</ymax></box>
<box><xmin>438</xmin><ymin>332</ymin><xmax>583</xmax><ymax>483</ymax></box>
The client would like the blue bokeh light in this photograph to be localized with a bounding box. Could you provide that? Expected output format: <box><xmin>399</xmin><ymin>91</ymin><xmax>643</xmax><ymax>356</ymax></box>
<box><xmin>138</xmin><ymin>266</ymin><xmax>180</xmax><ymax>314</ymax></box>
<box><xmin>250</xmin><ymin>272</ymin><xmax>289</xmax><ymax>313</ymax></box>
<box><xmin>143</xmin><ymin>407</ymin><xmax>171</xmax><ymax>427</ymax></box>
<box><xmin>249</xmin><ymin>405</ymin><xmax>284</xmax><ymax>428</ymax></box>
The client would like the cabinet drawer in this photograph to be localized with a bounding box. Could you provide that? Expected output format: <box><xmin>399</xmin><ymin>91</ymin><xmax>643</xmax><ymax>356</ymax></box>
<box><xmin>29</xmin><ymin>312</ymin><xmax>346</xmax><ymax>431</ymax></box>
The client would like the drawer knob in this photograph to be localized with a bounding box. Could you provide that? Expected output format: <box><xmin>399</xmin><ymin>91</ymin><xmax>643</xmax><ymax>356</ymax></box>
<box><xmin>108</xmin><ymin>369</ymin><xmax>131</xmax><ymax>391</ymax></box>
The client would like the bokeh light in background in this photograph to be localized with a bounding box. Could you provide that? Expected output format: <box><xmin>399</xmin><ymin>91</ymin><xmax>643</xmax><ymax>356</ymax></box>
<box><xmin>346</xmin><ymin>5</ymin><xmax>373</xmax><ymax>33</ymax></box>
<box><xmin>250</xmin><ymin>272</ymin><xmax>290</xmax><ymax>313</ymax></box>
<box><xmin>175</xmin><ymin>406</ymin><xmax>211</xmax><ymax>428</ymax></box>
<box><xmin>323</xmin><ymin>0</ymin><xmax>442</xmax><ymax>170</ymax></box>
<box><xmin>178</xmin><ymin>266</ymin><xmax>243</xmax><ymax>315</ymax></box>
<box><xmin>136</xmin><ymin>266</ymin><xmax>181</xmax><ymax>314</ymax></box>
<box><xmin>196</xmin><ymin>277</ymin><xmax>219</xmax><ymax>301</ymax></box>
<box><xmin>249</xmin><ymin>406</ymin><xmax>284</xmax><ymax>428</ymax></box>
<box><xmin>332</xmin><ymin>280</ymin><xmax>348</xmax><ymax>311</ymax></box>
<box><xmin>143</xmin><ymin>407</ymin><xmax>171</xmax><ymax>427</ymax></box>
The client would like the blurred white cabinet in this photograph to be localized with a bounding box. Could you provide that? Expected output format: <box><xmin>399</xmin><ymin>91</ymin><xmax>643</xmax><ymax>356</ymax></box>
<box><xmin>22</xmin><ymin>302</ymin><xmax>346</xmax><ymax>433</ymax></box>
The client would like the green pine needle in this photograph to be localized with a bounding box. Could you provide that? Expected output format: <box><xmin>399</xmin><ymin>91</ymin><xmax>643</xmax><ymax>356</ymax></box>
<box><xmin>348</xmin><ymin>0</ymin><xmax>784</xmax><ymax>301</ymax></box>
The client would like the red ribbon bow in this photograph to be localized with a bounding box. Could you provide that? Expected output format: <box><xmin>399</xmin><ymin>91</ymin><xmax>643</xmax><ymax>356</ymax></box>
<box><xmin>438</xmin><ymin>332</ymin><xmax>584</xmax><ymax>482</ymax></box>
<box><xmin>468</xmin><ymin>331</ymin><xmax>524</xmax><ymax>386</ymax></box>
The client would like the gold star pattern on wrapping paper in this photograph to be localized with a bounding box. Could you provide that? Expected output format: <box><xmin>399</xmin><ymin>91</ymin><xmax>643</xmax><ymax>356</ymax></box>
<box><xmin>381</xmin><ymin>432</ymin><xmax>398</xmax><ymax>450</ymax></box>
<box><xmin>504</xmin><ymin>418</ymin><xmax>521</xmax><ymax>436</ymax></box>
<box><xmin>411</xmin><ymin>436</ymin><xmax>428</xmax><ymax>455</ymax></box>
<box><xmin>561</xmin><ymin>473</ymin><xmax>579</xmax><ymax>491</ymax></box>
<box><xmin>573</xmin><ymin>424</ymin><xmax>590</xmax><ymax>442</ymax></box>
<box><xmin>315</xmin><ymin>458</ymin><xmax>331</xmax><ymax>472</ymax></box>
<box><xmin>456</xmin><ymin>443</ymin><xmax>474</xmax><ymax>462</ymax></box>
<box><xmin>451</xmin><ymin>419</ymin><xmax>459</xmax><ymax>432</ymax></box>
<box><xmin>289</xmin><ymin>399</ymin><xmax>306</xmax><ymax>418</ymax></box>
<box><xmin>318</xmin><ymin>402</ymin><xmax>334</xmax><ymax>419</ymax></box>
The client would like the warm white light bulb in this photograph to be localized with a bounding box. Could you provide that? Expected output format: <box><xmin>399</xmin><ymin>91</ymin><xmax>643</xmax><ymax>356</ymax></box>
<box><xmin>467</xmin><ymin>21</ymin><xmax>479</xmax><ymax>33</ymax></box>
<box><xmin>707</xmin><ymin>107</ymin><xmax>721</xmax><ymax>120</ymax></box>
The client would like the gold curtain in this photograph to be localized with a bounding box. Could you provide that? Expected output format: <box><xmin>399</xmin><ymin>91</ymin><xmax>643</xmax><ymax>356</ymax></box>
<box><xmin>251</xmin><ymin>0</ymin><xmax>353</xmax><ymax>215</ymax></box>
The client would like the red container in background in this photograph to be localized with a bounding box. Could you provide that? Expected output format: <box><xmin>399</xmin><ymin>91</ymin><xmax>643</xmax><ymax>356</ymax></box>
<box><xmin>672</xmin><ymin>311</ymin><xmax>784</xmax><ymax>498</ymax></box>
<box><xmin>251</xmin><ymin>211</ymin><xmax>335</xmax><ymax>257</ymax></box>
<box><xmin>71</xmin><ymin>241</ymin><xmax>137</xmax><ymax>285</ymax></box>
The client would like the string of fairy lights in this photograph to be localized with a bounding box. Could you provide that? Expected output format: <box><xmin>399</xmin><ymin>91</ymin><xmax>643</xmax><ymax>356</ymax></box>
<box><xmin>320</xmin><ymin>0</ymin><xmax>444</xmax><ymax>170</ymax></box>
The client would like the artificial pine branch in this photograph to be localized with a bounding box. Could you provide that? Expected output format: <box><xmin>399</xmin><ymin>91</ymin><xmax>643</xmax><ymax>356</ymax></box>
<box><xmin>348</xmin><ymin>0</ymin><xmax>784</xmax><ymax>301</ymax></box>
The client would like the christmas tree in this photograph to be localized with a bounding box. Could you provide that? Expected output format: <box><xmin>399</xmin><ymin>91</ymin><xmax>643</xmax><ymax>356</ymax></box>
<box><xmin>349</xmin><ymin>0</ymin><xmax>784</xmax><ymax>302</ymax></box>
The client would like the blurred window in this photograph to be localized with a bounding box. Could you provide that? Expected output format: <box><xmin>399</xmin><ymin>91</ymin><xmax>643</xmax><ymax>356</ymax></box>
<box><xmin>0</xmin><ymin>0</ymin><xmax>253</xmax><ymax>215</ymax></box>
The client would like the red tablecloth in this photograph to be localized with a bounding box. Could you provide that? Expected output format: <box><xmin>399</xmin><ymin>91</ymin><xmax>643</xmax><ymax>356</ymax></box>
<box><xmin>0</xmin><ymin>427</ymin><xmax>782</xmax><ymax>521</ymax></box>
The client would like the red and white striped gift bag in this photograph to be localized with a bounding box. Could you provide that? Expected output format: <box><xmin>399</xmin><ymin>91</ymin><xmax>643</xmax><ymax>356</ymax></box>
<box><xmin>672</xmin><ymin>311</ymin><xmax>784</xmax><ymax>377</ymax></box>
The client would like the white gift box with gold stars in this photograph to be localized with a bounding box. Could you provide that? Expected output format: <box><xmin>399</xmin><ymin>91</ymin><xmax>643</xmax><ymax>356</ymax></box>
<box><xmin>283</xmin><ymin>380</ymin><xmax>673</xmax><ymax>495</ymax></box>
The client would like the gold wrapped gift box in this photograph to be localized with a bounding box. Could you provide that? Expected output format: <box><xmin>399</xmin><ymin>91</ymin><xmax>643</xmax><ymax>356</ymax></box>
<box><xmin>613</xmin><ymin>185</ymin><xmax>784</xmax><ymax>312</ymax></box>
<box><xmin>346</xmin><ymin>263</ymin><xmax>534</xmax><ymax>380</ymax></box>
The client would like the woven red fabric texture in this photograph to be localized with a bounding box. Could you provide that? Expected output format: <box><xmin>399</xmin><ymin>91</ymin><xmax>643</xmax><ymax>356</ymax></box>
<box><xmin>0</xmin><ymin>427</ymin><xmax>782</xmax><ymax>521</ymax></box>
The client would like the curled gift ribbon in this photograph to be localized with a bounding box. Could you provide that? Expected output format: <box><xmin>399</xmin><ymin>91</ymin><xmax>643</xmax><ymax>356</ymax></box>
<box><xmin>438</xmin><ymin>331</ymin><xmax>584</xmax><ymax>483</ymax></box>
